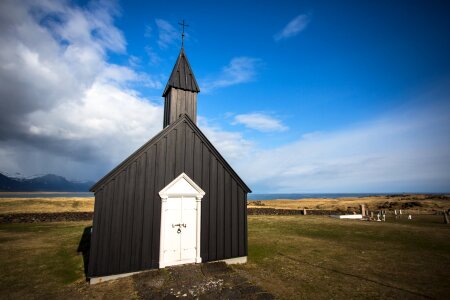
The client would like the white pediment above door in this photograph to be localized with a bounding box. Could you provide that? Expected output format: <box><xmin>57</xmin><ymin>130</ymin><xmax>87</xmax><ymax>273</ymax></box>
<box><xmin>159</xmin><ymin>173</ymin><xmax>205</xmax><ymax>198</ymax></box>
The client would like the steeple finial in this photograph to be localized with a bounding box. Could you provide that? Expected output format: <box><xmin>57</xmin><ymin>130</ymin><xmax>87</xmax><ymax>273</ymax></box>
<box><xmin>178</xmin><ymin>20</ymin><xmax>189</xmax><ymax>48</ymax></box>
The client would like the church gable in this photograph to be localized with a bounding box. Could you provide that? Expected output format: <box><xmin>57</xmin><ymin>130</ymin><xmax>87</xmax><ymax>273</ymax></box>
<box><xmin>91</xmin><ymin>114</ymin><xmax>250</xmax><ymax>194</ymax></box>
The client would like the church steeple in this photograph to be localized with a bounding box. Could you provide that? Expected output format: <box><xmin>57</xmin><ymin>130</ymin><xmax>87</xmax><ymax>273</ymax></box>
<box><xmin>163</xmin><ymin>47</ymin><xmax>200</xmax><ymax>127</ymax></box>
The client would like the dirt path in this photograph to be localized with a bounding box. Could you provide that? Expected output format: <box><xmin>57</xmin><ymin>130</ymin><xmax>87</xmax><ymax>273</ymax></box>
<box><xmin>133</xmin><ymin>262</ymin><xmax>273</xmax><ymax>299</ymax></box>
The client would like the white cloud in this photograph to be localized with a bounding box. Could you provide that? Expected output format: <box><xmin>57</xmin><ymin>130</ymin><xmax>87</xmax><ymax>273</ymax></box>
<box><xmin>233</xmin><ymin>113</ymin><xmax>288</xmax><ymax>132</ymax></box>
<box><xmin>198</xmin><ymin>117</ymin><xmax>253</xmax><ymax>164</ymax></box>
<box><xmin>197</xmin><ymin>92</ymin><xmax>450</xmax><ymax>193</ymax></box>
<box><xmin>274</xmin><ymin>14</ymin><xmax>310</xmax><ymax>41</ymax></box>
<box><xmin>145</xmin><ymin>46</ymin><xmax>162</xmax><ymax>65</ymax></box>
<box><xmin>0</xmin><ymin>0</ymin><xmax>163</xmax><ymax>181</ymax></box>
<box><xmin>233</xmin><ymin>103</ymin><xmax>450</xmax><ymax>193</ymax></box>
<box><xmin>201</xmin><ymin>57</ymin><xmax>260</xmax><ymax>93</ymax></box>
<box><xmin>155</xmin><ymin>19</ymin><xmax>178</xmax><ymax>48</ymax></box>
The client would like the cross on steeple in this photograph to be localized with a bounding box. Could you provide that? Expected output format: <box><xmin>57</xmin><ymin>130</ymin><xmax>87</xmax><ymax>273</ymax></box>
<box><xmin>178</xmin><ymin>20</ymin><xmax>189</xmax><ymax>48</ymax></box>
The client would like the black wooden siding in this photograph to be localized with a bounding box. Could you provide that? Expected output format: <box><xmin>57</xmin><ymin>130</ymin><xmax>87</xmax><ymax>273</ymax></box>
<box><xmin>164</xmin><ymin>89</ymin><xmax>197</xmax><ymax>128</ymax></box>
<box><xmin>88</xmin><ymin>115</ymin><xmax>250</xmax><ymax>277</ymax></box>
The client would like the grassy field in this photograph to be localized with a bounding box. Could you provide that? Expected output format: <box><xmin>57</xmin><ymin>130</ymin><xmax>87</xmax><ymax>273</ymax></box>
<box><xmin>1</xmin><ymin>194</ymin><xmax>449</xmax><ymax>215</ymax></box>
<box><xmin>1</xmin><ymin>214</ymin><xmax>449</xmax><ymax>299</ymax></box>
<box><xmin>248</xmin><ymin>194</ymin><xmax>450</xmax><ymax>214</ymax></box>
<box><xmin>0</xmin><ymin>197</ymin><xmax>94</xmax><ymax>214</ymax></box>
<box><xmin>0</xmin><ymin>221</ymin><xmax>138</xmax><ymax>299</ymax></box>
<box><xmin>236</xmin><ymin>215</ymin><xmax>450</xmax><ymax>299</ymax></box>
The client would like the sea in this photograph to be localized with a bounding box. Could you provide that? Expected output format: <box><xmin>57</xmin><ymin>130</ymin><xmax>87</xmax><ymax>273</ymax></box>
<box><xmin>247</xmin><ymin>193</ymin><xmax>399</xmax><ymax>200</ymax></box>
<box><xmin>0</xmin><ymin>192</ymin><xmax>403</xmax><ymax>199</ymax></box>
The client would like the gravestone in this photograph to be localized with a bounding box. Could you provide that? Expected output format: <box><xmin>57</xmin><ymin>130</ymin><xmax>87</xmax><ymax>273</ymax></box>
<box><xmin>360</xmin><ymin>204</ymin><xmax>366</xmax><ymax>217</ymax></box>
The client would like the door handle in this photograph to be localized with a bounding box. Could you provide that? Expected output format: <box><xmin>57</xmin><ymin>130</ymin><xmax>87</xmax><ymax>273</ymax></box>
<box><xmin>172</xmin><ymin>223</ymin><xmax>187</xmax><ymax>234</ymax></box>
<box><xmin>172</xmin><ymin>223</ymin><xmax>187</xmax><ymax>228</ymax></box>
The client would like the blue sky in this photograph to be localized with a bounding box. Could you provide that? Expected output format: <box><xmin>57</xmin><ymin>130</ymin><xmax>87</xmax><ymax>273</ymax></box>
<box><xmin>0</xmin><ymin>0</ymin><xmax>449</xmax><ymax>192</ymax></box>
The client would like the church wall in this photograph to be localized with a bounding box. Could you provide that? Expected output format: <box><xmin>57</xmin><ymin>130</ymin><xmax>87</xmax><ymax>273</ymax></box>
<box><xmin>88</xmin><ymin>119</ymin><xmax>248</xmax><ymax>277</ymax></box>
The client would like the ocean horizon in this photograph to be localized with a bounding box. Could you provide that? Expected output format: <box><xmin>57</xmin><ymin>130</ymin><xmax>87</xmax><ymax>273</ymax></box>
<box><xmin>248</xmin><ymin>193</ymin><xmax>406</xmax><ymax>200</ymax></box>
<box><xmin>0</xmin><ymin>192</ymin><xmax>447</xmax><ymax>200</ymax></box>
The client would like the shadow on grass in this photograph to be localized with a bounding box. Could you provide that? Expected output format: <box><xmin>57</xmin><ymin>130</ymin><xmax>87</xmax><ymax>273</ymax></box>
<box><xmin>77</xmin><ymin>226</ymin><xmax>92</xmax><ymax>280</ymax></box>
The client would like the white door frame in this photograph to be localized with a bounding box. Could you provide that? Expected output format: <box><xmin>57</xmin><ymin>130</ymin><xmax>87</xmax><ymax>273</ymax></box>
<box><xmin>159</xmin><ymin>173</ymin><xmax>205</xmax><ymax>268</ymax></box>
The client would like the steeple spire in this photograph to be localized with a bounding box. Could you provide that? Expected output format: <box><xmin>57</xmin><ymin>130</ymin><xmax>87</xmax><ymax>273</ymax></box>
<box><xmin>162</xmin><ymin>46</ymin><xmax>200</xmax><ymax>128</ymax></box>
<box><xmin>162</xmin><ymin>48</ymin><xmax>200</xmax><ymax>97</ymax></box>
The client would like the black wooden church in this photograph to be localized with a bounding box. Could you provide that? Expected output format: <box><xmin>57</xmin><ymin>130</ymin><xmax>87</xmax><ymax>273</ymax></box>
<box><xmin>88</xmin><ymin>44</ymin><xmax>251</xmax><ymax>282</ymax></box>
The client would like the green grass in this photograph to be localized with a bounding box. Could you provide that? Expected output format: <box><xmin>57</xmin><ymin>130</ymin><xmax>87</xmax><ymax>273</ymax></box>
<box><xmin>1</xmin><ymin>216</ymin><xmax>449</xmax><ymax>299</ymax></box>
<box><xmin>236</xmin><ymin>215</ymin><xmax>450</xmax><ymax>299</ymax></box>
<box><xmin>0</xmin><ymin>222</ymin><xmax>91</xmax><ymax>298</ymax></box>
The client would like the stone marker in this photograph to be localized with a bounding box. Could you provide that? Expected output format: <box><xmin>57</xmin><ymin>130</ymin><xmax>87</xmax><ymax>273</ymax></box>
<box><xmin>377</xmin><ymin>213</ymin><xmax>381</xmax><ymax>221</ymax></box>
<box><xmin>408</xmin><ymin>214</ymin><xmax>412</xmax><ymax>220</ymax></box>
<box><xmin>444</xmin><ymin>211</ymin><xmax>449</xmax><ymax>225</ymax></box>
<box><xmin>399</xmin><ymin>209</ymin><xmax>402</xmax><ymax>215</ymax></box>
<box><xmin>360</xmin><ymin>204</ymin><xmax>366</xmax><ymax>217</ymax></box>
<box><xmin>383</xmin><ymin>214</ymin><xmax>386</xmax><ymax>222</ymax></box>
<box><xmin>394</xmin><ymin>209</ymin><xmax>397</xmax><ymax>215</ymax></box>
<box><xmin>303</xmin><ymin>208</ymin><xmax>307</xmax><ymax>216</ymax></box>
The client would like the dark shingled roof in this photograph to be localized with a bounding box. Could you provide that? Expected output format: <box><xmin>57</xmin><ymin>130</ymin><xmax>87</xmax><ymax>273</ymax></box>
<box><xmin>162</xmin><ymin>47</ymin><xmax>200</xmax><ymax>96</ymax></box>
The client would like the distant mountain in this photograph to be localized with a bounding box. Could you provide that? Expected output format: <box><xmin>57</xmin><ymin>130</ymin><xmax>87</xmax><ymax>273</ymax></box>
<box><xmin>0</xmin><ymin>173</ymin><xmax>94</xmax><ymax>192</ymax></box>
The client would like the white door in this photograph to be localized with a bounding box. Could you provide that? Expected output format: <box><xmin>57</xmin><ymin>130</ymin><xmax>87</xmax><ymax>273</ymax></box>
<box><xmin>159</xmin><ymin>173</ymin><xmax>204</xmax><ymax>268</ymax></box>
<box><xmin>162</xmin><ymin>196</ymin><xmax>197</xmax><ymax>266</ymax></box>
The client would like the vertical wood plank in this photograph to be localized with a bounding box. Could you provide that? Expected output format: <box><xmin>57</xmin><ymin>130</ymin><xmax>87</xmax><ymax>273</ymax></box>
<box><xmin>108</xmin><ymin>178</ymin><xmax>119</xmax><ymax>274</ymax></box>
<box><xmin>176</xmin><ymin>90</ymin><xmax>182</xmax><ymax>120</ymax></box>
<box><xmin>98</xmin><ymin>181</ymin><xmax>112</xmax><ymax>275</ymax></box>
<box><xmin>224</xmin><ymin>173</ymin><xmax>232</xmax><ymax>258</ymax></box>
<box><xmin>184</xmin><ymin>90</ymin><xmax>189</xmax><ymax>115</ymax></box>
<box><xmin>152</xmin><ymin>138</ymin><xmax>166</xmax><ymax>267</ymax></box>
<box><xmin>175</xmin><ymin>122</ymin><xmax>185</xmax><ymax>175</ymax></box>
<box><xmin>112</xmin><ymin>170</ymin><xmax>126</xmax><ymax>274</ymax></box>
<box><xmin>200</xmin><ymin>144</ymin><xmax>210</xmax><ymax>261</ymax></box>
<box><xmin>141</xmin><ymin>146</ymin><xmax>156</xmax><ymax>269</ymax></box>
<box><xmin>131</xmin><ymin>154</ymin><xmax>147</xmax><ymax>271</ymax></box>
<box><xmin>104</xmin><ymin>178</ymin><xmax>117</xmax><ymax>274</ymax></box>
<box><xmin>166</xmin><ymin>130</ymin><xmax>176</xmax><ymax>184</ymax></box>
<box><xmin>187</xmin><ymin>91</ymin><xmax>193</xmax><ymax>118</ymax></box>
<box><xmin>185</xmin><ymin>127</ymin><xmax>194</xmax><ymax>177</ymax></box>
<box><xmin>170</xmin><ymin>89</ymin><xmax>178</xmax><ymax>124</ymax></box>
<box><xmin>193</xmin><ymin>134</ymin><xmax>202</xmax><ymax>184</ymax></box>
<box><xmin>244</xmin><ymin>192</ymin><xmax>248</xmax><ymax>256</ymax></box>
<box><xmin>193</xmin><ymin>94</ymin><xmax>197</xmax><ymax>124</ymax></box>
<box><xmin>88</xmin><ymin>189</ymin><xmax>103</xmax><ymax>276</ymax></box>
<box><xmin>208</xmin><ymin>158</ymin><xmax>217</xmax><ymax>261</ymax></box>
<box><xmin>119</xmin><ymin>162</ymin><xmax>137</xmax><ymax>273</ymax></box>
<box><xmin>238</xmin><ymin>187</ymin><xmax>245</xmax><ymax>257</ymax></box>
<box><xmin>231</xmin><ymin>179</ymin><xmax>238</xmax><ymax>257</ymax></box>
<box><xmin>216</xmin><ymin>164</ymin><xmax>225</xmax><ymax>260</ymax></box>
